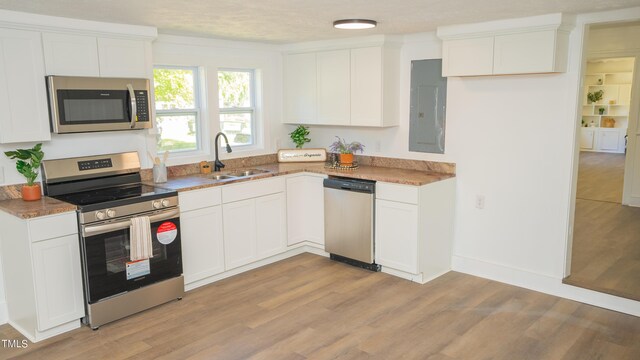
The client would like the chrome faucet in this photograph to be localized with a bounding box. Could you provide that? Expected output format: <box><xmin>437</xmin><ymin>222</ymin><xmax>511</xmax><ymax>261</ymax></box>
<box><xmin>214</xmin><ymin>132</ymin><xmax>232</xmax><ymax>172</ymax></box>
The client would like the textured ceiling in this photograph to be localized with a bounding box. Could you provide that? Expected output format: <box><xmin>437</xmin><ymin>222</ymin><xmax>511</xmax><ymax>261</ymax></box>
<box><xmin>0</xmin><ymin>0</ymin><xmax>639</xmax><ymax>43</ymax></box>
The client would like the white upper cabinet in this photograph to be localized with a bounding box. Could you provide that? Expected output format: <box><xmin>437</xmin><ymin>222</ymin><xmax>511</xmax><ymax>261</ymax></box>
<box><xmin>97</xmin><ymin>38</ymin><xmax>150</xmax><ymax>78</ymax></box>
<box><xmin>282</xmin><ymin>37</ymin><xmax>400</xmax><ymax>127</ymax></box>
<box><xmin>42</xmin><ymin>33</ymin><xmax>100</xmax><ymax>76</ymax></box>
<box><xmin>0</xmin><ymin>28</ymin><xmax>50</xmax><ymax>143</ymax></box>
<box><xmin>438</xmin><ymin>13</ymin><xmax>573</xmax><ymax>77</ymax></box>
<box><xmin>316</xmin><ymin>49</ymin><xmax>350</xmax><ymax>126</ymax></box>
<box><xmin>284</xmin><ymin>52</ymin><xmax>317</xmax><ymax>124</ymax></box>
<box><xmin>442</xmin><ymin>37</ymin><xmax>494</xmax><ymax>77</ymax></box>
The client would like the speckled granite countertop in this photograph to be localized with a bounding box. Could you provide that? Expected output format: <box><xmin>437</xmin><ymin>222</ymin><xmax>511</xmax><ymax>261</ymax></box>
<box><xmin>0</xmin><ymin>197</ymin><xmax>77</xmax><ymax>219</ymax></box>
<box><xmin>143</xmin><ymin>162</ymin><xmax>455</xmax><ymax>192</ymax></box>
<box><xmin>0</xmin><ymin>161</ymin><xmax>454</xmax><ymax>218</ymax></box>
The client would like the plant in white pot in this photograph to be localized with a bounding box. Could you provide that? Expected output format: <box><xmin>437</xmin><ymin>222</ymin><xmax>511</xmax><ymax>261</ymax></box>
<box><xmin>4</xmin><ymin>143</ymin><xmax>44</xmax><ymax>201</ymax></box>
<box><xmin>328</xmin><ymin>137</ymin><xmax>364</xmax><ymax>166</ymax></box>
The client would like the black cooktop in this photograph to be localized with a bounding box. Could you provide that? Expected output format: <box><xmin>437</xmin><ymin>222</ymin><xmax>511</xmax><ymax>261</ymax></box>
<box><xmin>52</xmin><ymin>184</ymin><xmax>176</xmax><ymax>212</ymax></box>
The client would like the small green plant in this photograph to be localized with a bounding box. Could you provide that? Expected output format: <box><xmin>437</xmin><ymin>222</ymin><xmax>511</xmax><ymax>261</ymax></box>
<box><xmin>598</xmin><ymin>107</ymin><xmax>606</xmax><ymax>115</ymax></box>
<box><xmin>289</xmin><ymin>125</ymin><xmax>311</xmax><ymax>148</ymax></box>
<box><xmin>587</xmin><ymin>90</ymin><xmax>604</xmax><ymax>104</ymax></box>
<box><xmin>328</xmin><ymin>136</ymin><xmax>365</xmax><ymax>154</ymax></box>
<box><xmin>4</xmin><ymin>143</ymin><xmax>44</xmax><ymax>186</ymax></box>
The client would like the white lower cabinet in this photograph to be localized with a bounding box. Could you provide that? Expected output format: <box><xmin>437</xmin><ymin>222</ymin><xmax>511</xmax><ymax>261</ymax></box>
<box><xmin>222</xmin><ymin>177</ymin><xmax>287</xmax><ymax>270</ymax></box>
<box><xmin>580</xmin><ymin>127</ymin><xmax>626</xmax><ymax>153</ymax></box>
<box><xmin>255</xmin><ymin>193</ymin><xmax>287</xmax><ymax>258</ymax></box>
<box><xmin>375</xmin><ymin>199</ymin><xmax>419</xmax><ymax>274</ymax></box>
<box><xmin>179</xmin><ymin>187</ymin><xmax>224</xmax><ymax>287</ymax></box>
<box><xmin>223</xmin><ymin>198</ymin><xmax>257</xmax><ymax>269</ymax></box>
<box><xmin>0</xmin><ymin>211</ymin><xmax>84</xmax><ymax>342</ymax></box>
<box><xmin>286</xmin><ymin>174</ymin><xmax>325</xmax><ymax>246</ymax></box>
<box><xmin>375</xmin><ymin>179</ymin><xmax>456</xmax><ymax>283</ymax></box>
<box><xmin>180</xmin><ymin>205</ymin><xmax>224</xmax><ymax>284</ymax></box>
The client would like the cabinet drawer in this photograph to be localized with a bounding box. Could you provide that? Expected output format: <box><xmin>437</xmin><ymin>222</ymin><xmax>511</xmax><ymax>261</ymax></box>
<box><xmin>222</xmin><ymin>177</ymin><xmax>285</xmax><ymax>204</ymax></box>
<box><xmin>29</xmin><ymin>212</ymin><xmax>78</xmax><ymax>242</ymax></box>
<box><xmin>376</xmin><ymin>182</ymin><xmax>418</xmax><ymax>204</ymax></box>
<box><xmin>179</xmin><ymin>187</ymin><xmax>222</xmax><ymax>212</ymax></box>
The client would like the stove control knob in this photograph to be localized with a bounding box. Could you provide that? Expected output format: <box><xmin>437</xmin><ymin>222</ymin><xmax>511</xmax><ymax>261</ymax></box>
<box><xmin>106</xmin><ymin>209</ymin><xmax>116</xmax><ymax>218</ymax></box>
<box><xmin>95</xmin><ymin>211</ymin><xmax>106</xmax><ymax>220</ymax></box>
<box><xmin>161</xmin><ymin>199</ymin><xmax>170</xmax><ymax>207</ymax></box>
<box><xmin>152</xmin><ymin>200</ymin><xmax>162</xmax><ymax>209</ymax></box>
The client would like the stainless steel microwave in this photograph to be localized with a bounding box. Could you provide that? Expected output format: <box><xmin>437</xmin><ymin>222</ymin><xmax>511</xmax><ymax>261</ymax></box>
<box><xmin>46</xmin><ymin>76</ymin><xmax>152</xmax><ymax>134</ymax></box>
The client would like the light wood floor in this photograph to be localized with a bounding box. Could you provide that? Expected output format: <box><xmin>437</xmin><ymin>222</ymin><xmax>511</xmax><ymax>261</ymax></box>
<box><xmin>565</xmin><ymin>151</ymin><xmax>640</xmax><ymax>301</ymax></box>
<box><xmin>2</xmin><ymin>254</ymin><xmax>639</xmax><ymax>359</ymax></box>
<box><xmin>575</xmin><ymin>151</ymin><xmax>625</xmax><ymax>203</ymax></box>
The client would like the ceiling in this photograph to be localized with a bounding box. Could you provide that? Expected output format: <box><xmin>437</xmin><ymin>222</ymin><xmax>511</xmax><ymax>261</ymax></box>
<box><xmin>0</xmin><ymin>0</ymin><xmax>639</xmax><ymax>43</ymax></box>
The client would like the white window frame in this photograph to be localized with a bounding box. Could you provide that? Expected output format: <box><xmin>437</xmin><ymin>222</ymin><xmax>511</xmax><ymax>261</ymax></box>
<box><xmin>153</xmin><ymin>65</ymin><xmax>205</xmax><ymax>157</ymax></box>
<box><xmin>218</xmin><ymin>68</ymin><xmax>256</xmax><ymax>148</ymax></box>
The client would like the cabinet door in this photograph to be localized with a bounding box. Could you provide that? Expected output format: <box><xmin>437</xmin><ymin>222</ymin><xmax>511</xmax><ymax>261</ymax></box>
<box><xmin>223</xmin><ymin>199</ymin><xmax>257</xmax><ymax>270</ymax></box>
<box><xmin>286</xmin><ymin>175</ymin><xmax>325</xmax><ymax>246</ymax></box>
<box><xmin>42</xmin><ymin>33</ymin><xmax>99</xmax><ymax>76</ymax></box>
<box><xmin>0</xmin><ymin>28</ymin><xmax>51</xmax><ymax>143</ymax></box>
<box><xmin>255</xmin><ymin>193</ymin><xmax>287</xmax><ymax>259</ymax></box>
<box><xmin>442</xmin><ymin>37</ymin><xmax>494</xmax><ymax>76</ymax></box>
<box><xmin>375</xmin><ymin>199</ymin><xmax>419</xmax><ymax>274</ymax></box>
<box><xmin>181</xmin><ymin>206</ymin><xmax>224</xmax><ymax>284</ymax></box>
<box><xmin>97</xmin><ymin>38</ymin><xmax>149</xmax><ymax>77</ymax></box>
<box><xmin>283</xmin><ymin>52</ymin><xmax>317</xmax><ymax>124</ymax></box>
<box><xmin>598</xmin><ymin>129</ymin><xmax>621</xmax><ymax>152</ymax></box>
<box><xmin>351</xmin><ymin>47</ymin><xmax>382</xmax><ymax>126</ymax></box>
<box><xmin>317</xmin><ymin>49</ymin><xmax>350</xmax><ymax>125</ymax></box>
<box><xmin>580</xmin><ymin>128</ymin><xmax>595</xmax><ymax>150</ymax></box>
<box><xmin>493</xmin><ymin>31</ymin><xmax>557</xmax><ymax>74</ymax></box>
<box><xmin>32</xmin><ymin>234</ymin><xmax>84</xmax><ymax>331</ymax></box>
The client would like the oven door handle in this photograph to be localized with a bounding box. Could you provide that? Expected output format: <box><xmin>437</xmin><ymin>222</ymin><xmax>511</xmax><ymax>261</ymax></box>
<box><xmin>127</xmin><ymin>84</ymin><xmax>137</xmax><ymax>128</ymax></box>
<box><xmin>82</xmin><ymin>209</ymin><xmax>180</xmax><ymax>237</ymax></box>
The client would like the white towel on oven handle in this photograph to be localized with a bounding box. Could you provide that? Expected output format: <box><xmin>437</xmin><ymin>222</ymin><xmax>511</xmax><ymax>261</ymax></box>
<box><xmin>130</xmin><ymin>216</ymin><xmax>153</xmax><ymax>261</ymax></box>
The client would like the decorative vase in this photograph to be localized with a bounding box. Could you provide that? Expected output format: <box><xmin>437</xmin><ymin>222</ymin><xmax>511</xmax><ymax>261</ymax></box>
<box><xmin>339</xmin><ymin>153</ymin><xmax>354</xmax><ymax>166</ymax></box>
<box><xmin>22</xmin><ymin>184</ymin><xmax>42</xmax><ymax>201</ymax></box>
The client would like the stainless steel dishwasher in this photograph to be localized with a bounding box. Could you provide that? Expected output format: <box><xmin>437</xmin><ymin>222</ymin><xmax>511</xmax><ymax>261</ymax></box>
<box><xmin>324</xmin><ymin>177</ymin><xmax>380</xmax><ymax>271</ymax></box>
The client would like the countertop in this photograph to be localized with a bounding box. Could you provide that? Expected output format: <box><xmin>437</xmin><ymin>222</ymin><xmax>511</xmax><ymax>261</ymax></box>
<box><xmin>143</xmin><ymin>162</ymin><xmax>455</xmax><ymax>192</ymax></box>
<box><xmin>0</xmin><ymin>197</ymin><xmax>77</xmax><ymax>219</ymax></box>
<box><xmin>0</xmin><ymin>162</ymin><xmax>454</xmax><ymax>219</ymax></box>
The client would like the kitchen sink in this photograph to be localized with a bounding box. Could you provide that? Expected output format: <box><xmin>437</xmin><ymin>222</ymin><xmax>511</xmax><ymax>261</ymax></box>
<box><xmin>228</xmin><ymin>169</ymin><xmax>270</xmax><ymax>177</ymax></box>
<box><xmin>211</xmin><ymin>174</ymin><xmax>239</xmax><ymax>180</ymax></box>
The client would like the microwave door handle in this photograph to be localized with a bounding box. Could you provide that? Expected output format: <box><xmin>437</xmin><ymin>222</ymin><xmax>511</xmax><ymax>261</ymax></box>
<box><xmin>127</xmin><ymin>84</ymin><xmax>137</xmax><ymax>128</ymax></box>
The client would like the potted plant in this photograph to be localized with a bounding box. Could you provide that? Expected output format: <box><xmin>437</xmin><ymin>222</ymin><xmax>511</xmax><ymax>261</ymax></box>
<box><xmin>598</xmin><ymin>107</ymin><xmax>606</xmax><ymax>115</ymax></box>
<box><xmin>289</xmin><ymin>125</ymin><xmax>311</xmax><ymax>148</ymax></box>
<box><xmin>328</xmin><ymin>136</ymin><xmax>364</xmax><ymax>166</ymax></box>
<box><xmin>587</xmin><ymin>90</ymin><xmax>604</xmax><ymax>104</ymax></box>
<box><xmin>4</xmin><ymin>143</ymin><xmax>44</xmax><ymax>201</ymax></box>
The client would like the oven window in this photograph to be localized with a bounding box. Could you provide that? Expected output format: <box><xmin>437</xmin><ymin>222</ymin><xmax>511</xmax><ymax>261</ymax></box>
<box><xmin>57</xmin><ymin>89</ymin><xmax>129</xmax><ymax>124</ymax></box>
<box><xmin>64</xmin><ymin>99</ymin><xmax>125</xmax><ymax>123</ymax></box>
<box><xmin>104</xmin><ymin>234</ymin><xmax>167</xmax><ymax>275</ymax></box>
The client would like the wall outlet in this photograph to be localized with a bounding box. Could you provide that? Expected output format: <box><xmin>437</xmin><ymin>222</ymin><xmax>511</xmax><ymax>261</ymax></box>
<box><xmin>275</xmin><ymin>138</ymin><xmax>282</xmax><ymax>149</ymax></box>
<box><xmin>475</xmin><ymin>195</ymin><xmax>485</xmax><ymax>209</ymax></box>
<box><xmin>374</xmin><ymin>140</ymin><xmax>381</xmax><ymax>152</ymax></box>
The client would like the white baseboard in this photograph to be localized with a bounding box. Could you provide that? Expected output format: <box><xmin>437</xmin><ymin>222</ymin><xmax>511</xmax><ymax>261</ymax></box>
<box><xmin>452</xmin><ymin>255</ymin><xmax>640</xmax><ymax>317</ymax></box>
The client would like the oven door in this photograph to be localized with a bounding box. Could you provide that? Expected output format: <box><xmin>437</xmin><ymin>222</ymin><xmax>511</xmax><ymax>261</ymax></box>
<box><xmin>81</xmin><ymin>209</ymin><xmax>182</xmax><ymax>304</ymax></box>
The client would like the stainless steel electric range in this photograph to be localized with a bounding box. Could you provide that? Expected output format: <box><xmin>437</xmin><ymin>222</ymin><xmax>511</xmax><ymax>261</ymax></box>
<box><xmin>41</xmin><ymin>152</ymin><xmax>184</xmax><ymax>330</ymax></box>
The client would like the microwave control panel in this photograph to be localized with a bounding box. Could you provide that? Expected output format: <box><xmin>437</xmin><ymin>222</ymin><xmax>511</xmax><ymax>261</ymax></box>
<box><xmin>135</xmin><ymin>90</ymin><xmax>149</xmax><ymax>122</ymax></box>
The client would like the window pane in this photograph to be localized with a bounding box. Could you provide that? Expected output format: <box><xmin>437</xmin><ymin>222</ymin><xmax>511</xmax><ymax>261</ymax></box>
<box><xmin>156</xmin><ymin>114</ymin><xmax>197</xmax><ymax>152</ymax></box>
<box><xmin>218</xmin><ymin>71</ymin><xmax>251</xmax><ymax>108</ymax></box>
<box><xmin>220</xmin><ymin>113</ymin><xmax>252</xmax><ymax>146</ymax></box>
<box><xmin>154</xmin><ymin>68</ymin><xmax>196</xmax><ymax>110</ymax></box>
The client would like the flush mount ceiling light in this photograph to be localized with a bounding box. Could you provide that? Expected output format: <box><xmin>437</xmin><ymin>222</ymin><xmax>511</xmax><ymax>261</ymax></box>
<box><xmin>333</xmin><ymin>19</ymin><xmax>377</xmax><ymax>30</ymax></box>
